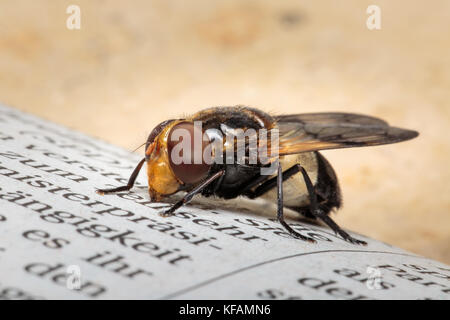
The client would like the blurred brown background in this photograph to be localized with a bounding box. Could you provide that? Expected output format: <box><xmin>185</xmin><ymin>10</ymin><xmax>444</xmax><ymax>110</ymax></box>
<box><xmin>0</xmin><ymin>1</ymin><xmax>449</xmax><ymax>263</ymax></box>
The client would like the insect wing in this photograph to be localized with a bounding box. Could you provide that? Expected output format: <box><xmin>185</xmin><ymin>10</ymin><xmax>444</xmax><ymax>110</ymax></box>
<box><xmin>274</xmin><ymin>112</ymin><xmax>419</xmax><ymax>155</ymax></box>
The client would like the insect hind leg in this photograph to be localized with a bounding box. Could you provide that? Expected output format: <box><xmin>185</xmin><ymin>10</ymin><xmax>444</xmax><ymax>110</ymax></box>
<box><xmin>240</xmin><ymin>157</ymin><xmax>365</xmax><ymax>245</ymax></box>
<box><xmin>288</xmin><ymin>200</ymin><xmax>332</xmax><ymax>221</ymax></box>
<box><xmin>289</xmin><ymin>152</ymin><xmax>342</xmax><ymax>221</ymax></box>
<box><xmin>296</xmin><ymin>164</ymin><xmax>367</xmax><ymax>245</ymax></box>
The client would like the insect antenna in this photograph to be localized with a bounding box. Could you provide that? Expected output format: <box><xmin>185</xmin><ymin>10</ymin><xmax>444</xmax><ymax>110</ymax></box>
<box><xmin>130</xmin><ymin>141</ymin><xmax>147</xmax><ymax>153</ymax></box>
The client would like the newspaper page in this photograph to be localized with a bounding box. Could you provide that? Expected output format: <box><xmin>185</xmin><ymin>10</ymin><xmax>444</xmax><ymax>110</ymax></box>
<box><xmin>0</xmin><ymin>104</ymin><xmax>448</xmax><ymax>300</ymax></box>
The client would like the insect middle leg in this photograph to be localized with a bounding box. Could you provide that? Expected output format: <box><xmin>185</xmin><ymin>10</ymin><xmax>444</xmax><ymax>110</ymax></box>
<box><xmin>243</xmin><ymin>164</ymin><xmax>301</xmax><ymax>199</ymax></box>
<box><xmin>276</xmin><ymin>162</ymin><xmax>317</xmax><ymax>243</ymax></box>
<box><xmin>245</xmin><ymin>163</ymin><xmax>366</xmax><ymax>245</ymax></box>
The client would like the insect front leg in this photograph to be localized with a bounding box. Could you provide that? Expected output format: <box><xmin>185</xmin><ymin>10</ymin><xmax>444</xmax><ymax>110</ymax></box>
<box><xmin>276</xmin><ymin>162</ymin><xmax>317</xmax><ymax>243</ymax></box>
<box><xmin>96</xmin><ymin>158</ymin><xmax>146</xmax><ymax>195</ymax></box>
<box><xmin>296</xmin><ymin>164</ymin><xmax>367</xmax><ymax>245</ymax></box>
<box><xmin>160</xmin><ymin>170</ymin><xmax>225</xmax><ymax>217</ymax></box>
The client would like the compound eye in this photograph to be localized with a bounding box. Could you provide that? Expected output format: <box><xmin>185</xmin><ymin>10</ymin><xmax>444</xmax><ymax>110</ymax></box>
<box><xmin>167</xmin><ymin>122</ymin><xmax>211</xmax><ymax>184</ymax></box>
<box><xmin>146</xmin><ymin>119</ymin><xmax>174</xmax><ymax>159</ymax></box>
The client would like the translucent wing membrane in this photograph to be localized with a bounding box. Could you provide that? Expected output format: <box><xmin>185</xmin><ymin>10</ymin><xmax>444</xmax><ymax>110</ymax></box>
<box><xmin>274</xmin><ymin>112</ymin><xmax>418</xmax><ymax>155</ymax></box>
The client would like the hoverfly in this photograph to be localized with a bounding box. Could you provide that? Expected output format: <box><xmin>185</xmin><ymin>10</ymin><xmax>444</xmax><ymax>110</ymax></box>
<box><xmin>97</xmin><ymin>106</ymin><xmax>418</xmax><ymax>245</ymax></box>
